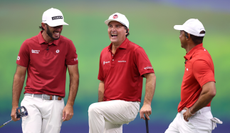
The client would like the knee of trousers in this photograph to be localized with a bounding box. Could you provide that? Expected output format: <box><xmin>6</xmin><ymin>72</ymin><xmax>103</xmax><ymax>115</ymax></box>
<box><xmin>88</xmin><ymin>103</ymin><xmax>101</xmax><ymax>115</ymax></box>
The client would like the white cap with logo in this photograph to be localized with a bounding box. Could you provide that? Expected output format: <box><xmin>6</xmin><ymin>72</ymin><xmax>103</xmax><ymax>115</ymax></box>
<box><xmin>42</xmin><ymin>8</ymin><xmax>68</xmax><ymax>27</ymax></box>
<box><xmin>105</xmin><ymin>12</ymin><xmax>129</xmax><ymax>29</ymax></box>
<box><xmin>174</xmin><ymin>18</ymin><xmax>205</xmax><ymax>37</ymax></box>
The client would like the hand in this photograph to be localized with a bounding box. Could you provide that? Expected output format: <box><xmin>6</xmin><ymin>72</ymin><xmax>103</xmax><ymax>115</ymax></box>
<box><xmin>62</xmin><ymin>105</ymin><xmax>74</xmax><ymax>121</ymax></box>
<box><xmin>183</xmin><ymin>107</ymin><xmax>193</xmax><ymax>122</ymax></box>
<box><xmin>139</xmin><ymin>104</ymin><xmax>152</xmax><ymax>120</ymax></box>
<box><xmin>11</xmin><ymin>106</ymin><xmax>20</xmax><ymax>121</ymax></box>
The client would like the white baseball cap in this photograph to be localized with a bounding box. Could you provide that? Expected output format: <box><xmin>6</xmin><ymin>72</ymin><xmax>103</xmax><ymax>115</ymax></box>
<box><xmin>105</xmin><ymin>12</ymin><xmax>129</xmax><ymax>29</ymax></box>
<box><xmin>42</xmin><ymin>8</ymin><xmax>68</xmax><ymax>27</ymax></box>
<box><xmin>174</xmin><ymin>18</ymin><xmax>205</xmax><ymax>37</ymax></box>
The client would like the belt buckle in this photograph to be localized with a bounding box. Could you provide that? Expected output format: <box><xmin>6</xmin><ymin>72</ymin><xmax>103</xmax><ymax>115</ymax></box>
<box><xmin>42</xmin><ymin>94</ymin><xmax>51</xmax><ymax>100</ymax></box>
<box><xmin>42</xmin><ymin>94</ymin><xmax>62</xmax><ymax>100</ymax></box>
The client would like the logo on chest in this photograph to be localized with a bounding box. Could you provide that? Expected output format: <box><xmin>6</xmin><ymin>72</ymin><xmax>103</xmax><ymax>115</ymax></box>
<box><xmin>31</xmin><ymin>49</ymin><xmax>40</xmax><ymax>54</ymax></box>
<box><xmin>186</xmin><ymin>68</ymin><xmax>189</xmax><ymax>71</ymax></box>
<box><xmin>118</xmin><ymin>60</ymin><xmax>126</xmax><ymax>63</ymax></box>
<box><xmin>103</xmin><ymin>61</ymin><xmax>110</xmax><ymax>65</ymax></box>
<box><xmin>56</xmin><ymin>49</ymin><xmax>60</xmax><ymax>53</ymax></box>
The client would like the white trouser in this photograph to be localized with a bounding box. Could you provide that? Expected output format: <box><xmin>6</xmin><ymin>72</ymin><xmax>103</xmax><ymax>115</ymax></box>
<box><xmin>21</xmin><ymin>94</ymin><xmax>64</xmax><ymax>133</ymax></box>
<box><xmin>88</xmin><ymin>100</ymin><xmax>140</xmax><ymax>133</ymax></box>
<box><xmin>165</xmin><ymin>107</ymin><xmax>222</xmax><ymax>133</ymax></box>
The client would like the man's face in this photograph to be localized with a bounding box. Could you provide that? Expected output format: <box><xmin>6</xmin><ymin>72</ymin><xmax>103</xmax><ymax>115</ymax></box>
<box><xmin>179</xmin><ymin>30</ymin><xmax>188</xmax><ymax>49</ymax></box>
<box><xmin>108</xmin><ymin>21</ymin><xmax>127</xmax><ymax>45</ymax></box>
<box><xmin>46</xmin><ymin>24</ymin><xmax>63</xmax><ymax>40</ymax></box>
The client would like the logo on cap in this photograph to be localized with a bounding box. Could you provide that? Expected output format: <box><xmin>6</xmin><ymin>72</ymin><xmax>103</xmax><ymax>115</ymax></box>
<box><xmin>52</xmin><ymin>16</ymin><xmax>63</xmax><ymax>20</ymax></box>
<box><xmin>113</xmin><ymin>14</ymin><xmax>118</xmax><ymax>19</ymax></box>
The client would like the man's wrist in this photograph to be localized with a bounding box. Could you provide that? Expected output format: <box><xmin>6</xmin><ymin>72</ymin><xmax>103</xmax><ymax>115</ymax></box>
<box><xmin>189</xmin><ymin>108</ymin><xmax>195</xmax><ymax>115</ymax></box>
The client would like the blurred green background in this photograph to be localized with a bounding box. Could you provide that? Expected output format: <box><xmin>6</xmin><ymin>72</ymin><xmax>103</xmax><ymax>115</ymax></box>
<box><xmin>0</xmin><ymin>0</ymin><xmax>229</xmax><ymax>132</ymax></box>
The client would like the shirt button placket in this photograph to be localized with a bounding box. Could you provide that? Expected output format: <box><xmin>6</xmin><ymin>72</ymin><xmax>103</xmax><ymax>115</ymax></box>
<box><xmin>111</xmin><ymin>58</ymin><xmax>115</xmax><ymax>68</ymax></box>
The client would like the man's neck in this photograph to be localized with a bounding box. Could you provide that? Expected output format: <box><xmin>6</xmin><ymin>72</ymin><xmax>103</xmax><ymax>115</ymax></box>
<box><xmin>111</xmin><ymin>43</ymin><xmax>120</xmax><ymax>54</ymax></box>
<box><xmin>185</xmin><ymin>42</ymin><xmax>196</xmax><ymax>53</ymax></box>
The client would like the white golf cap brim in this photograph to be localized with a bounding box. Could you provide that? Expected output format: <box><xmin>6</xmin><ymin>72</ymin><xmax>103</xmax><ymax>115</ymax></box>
<box><xmin>46</xmin><ymin>21</ymin><xmax>69</xmax><ymax>27</ymax></box>
<box><xmin>173</xmin><ymin>25</ymin><xmax>184</xmax><ymax>31</ymax></box>
<box><xmin>105</xmin><ymin>19</ymin><xmax>127</xmax><ymax>28</ymax></box>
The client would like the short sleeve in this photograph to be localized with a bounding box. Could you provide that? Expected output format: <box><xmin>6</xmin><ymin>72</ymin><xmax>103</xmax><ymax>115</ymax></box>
<box><xmin>134</xmin><ymin>47</ymin><xmax>154</xmax><ymax>76</ymax></box>
<box><xmin>193</xmin><ymin>60</ymin><xmax>215</xmax><ymax>87</ymax></box>
<box><xmin>98</xmin><ymin>53</ymin><xmax>104</xmax><ymax>81</ymax></box>
<box><xmin>16</xmin><ymin>41</ymin><xmax>30</xmax><ymax>67</ymax></box>
<box><xmin>65</xmin><ymin>40</ymin><xmax>78</xmax><ymax>65</ymax></box>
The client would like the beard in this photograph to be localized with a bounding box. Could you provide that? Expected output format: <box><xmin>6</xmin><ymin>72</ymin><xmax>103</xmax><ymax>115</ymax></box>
<box><xmin>46</xmin><ymin>25</ymin><xmax>60</xmax><ymax>40</ymax></box>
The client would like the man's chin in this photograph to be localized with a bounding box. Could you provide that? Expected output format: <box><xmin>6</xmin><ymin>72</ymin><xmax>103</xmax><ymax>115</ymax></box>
<box><xmin>53</xmin><ymin>36</ymin><xmax>60</xmax><ymax>40</ymax></box>
<box><xmin>110</xmin><ymin>39</ymin><xmax>117</xmax><ymax>43</ymax></box>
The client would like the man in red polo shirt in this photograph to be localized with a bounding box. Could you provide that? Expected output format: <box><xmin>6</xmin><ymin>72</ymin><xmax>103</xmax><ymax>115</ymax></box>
<box><xmin>165</xmin><ymin>18</ymin><xmax>222</xmax><ymax>133</ymax></box>
<box><xmin>10</xmin><ymin>8</ymin><xmax>79</xmax><ymax>133</ymax></box>
<box><xmin>88</xmin><ymin>12</ymin><xmax>156</xmax><ymax>133</ymax></box>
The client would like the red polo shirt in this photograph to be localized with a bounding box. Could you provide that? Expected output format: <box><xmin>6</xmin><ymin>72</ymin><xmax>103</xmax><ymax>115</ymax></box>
<box><xmin>178</xmin><ymin>43</ymin><xmax>215</xmax><ymax>112</ymax></box>
<box><xmin>98</xmin><ymin>38</ymin><xmax>154</xmax><ymax>102</ymax></box>
<box><xmin>16</xmin><ymin>31</ymin><xmax>78</xmax><ymax>97</ymax></box>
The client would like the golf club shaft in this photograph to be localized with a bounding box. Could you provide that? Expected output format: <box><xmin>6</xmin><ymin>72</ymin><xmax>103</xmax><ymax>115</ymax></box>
<box><xmin>145</xmin><ymin>116</ymin><xmax>149</xmax><ymax>133</ymax></box>
<box><xmin>0</xmin><ymin>119</ymin><xmax>12</xmax><ymax>128</ymax></box>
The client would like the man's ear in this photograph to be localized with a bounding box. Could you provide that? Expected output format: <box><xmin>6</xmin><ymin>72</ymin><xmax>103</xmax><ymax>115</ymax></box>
<box><xmin>185</xmin><ymin>32</ymin><xmax>188</xmax><ymax>39</ymax></box>
<box><xmin>41</xmin><ymin>23</ymin><xmax>46</xmax><ymax>30</ymax></box>
<box><xmin>126</xmin><ymin>29</ymin><xmax>129</xmax><ymax>36</ymax></box>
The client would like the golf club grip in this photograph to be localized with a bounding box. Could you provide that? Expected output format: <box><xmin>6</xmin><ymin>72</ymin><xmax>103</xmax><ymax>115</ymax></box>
<box><xmin>145</xmin><ymin>116</ymin><xmax>149</xmax><ymax>133</ymax></box>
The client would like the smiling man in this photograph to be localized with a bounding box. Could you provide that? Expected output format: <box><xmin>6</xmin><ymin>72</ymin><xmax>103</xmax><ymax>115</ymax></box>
<box><xmin>11</xmin><ymin>8</ymin><xmax>79</xmax><ymax>133</ymax></box>
<box><xmin>88</xmin><ymin>12</ymin><xmax>156</xmax><ymax>133</ymax></box>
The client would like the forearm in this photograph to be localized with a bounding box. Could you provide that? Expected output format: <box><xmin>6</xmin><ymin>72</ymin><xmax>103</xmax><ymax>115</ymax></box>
<box><xmin>190</xmin><ymin>82</ymin><xmax>216</xmax><ymax>114</ymax></box>
<box><xmin>12</xmin><ymin>74</ymin><xmax>25</xmax><ymax>107</ymax></box>
<box><xmin>143</xmin><ymin>73</ymin><xmax>156</xmax><ymax>106</ymax></box>
<box><xmin>98</xmin><ymin>81</ymin><xmax>104</xmax><ymax>102</ymax></box>
<box><xmin>190</xmin><ymin>93</ymin><xmax>215</xmax><ymax>114</ymax></box>
<box><xmin>66</xmin><ymin>74</ymin><xmax>79</xmax><ymax>107</ymax></box>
